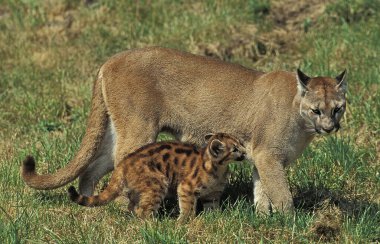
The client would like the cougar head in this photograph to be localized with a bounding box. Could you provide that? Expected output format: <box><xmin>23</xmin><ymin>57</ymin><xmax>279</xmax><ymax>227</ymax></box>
<box><xmin>296</xmin><ymin>69</ymin><xmax>347</xmax><ymax>135</ymax></box>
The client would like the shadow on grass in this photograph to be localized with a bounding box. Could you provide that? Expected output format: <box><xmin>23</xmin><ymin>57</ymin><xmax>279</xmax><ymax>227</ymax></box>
<box><xmin>201</xmin><ymin>181</ymin><xmax>378</xmax><ymax>219</ymax></box>
<box><xmin>293</xmin><ymin>185</ymin><xmax>379</xmax><ymax>217</ymax></box>
<box><xmin>156</xmin><ymin>179</ymin><xmax>254</xmax><ymax>219</ymax></box>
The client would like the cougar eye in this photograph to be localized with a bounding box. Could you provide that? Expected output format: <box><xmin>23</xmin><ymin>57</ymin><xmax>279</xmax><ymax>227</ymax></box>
<box><xmin>232</xmin><ymin>146</ymin><xmax>239</xmax><ymax>152</ymax></box>
<box><xmin>333</xmin><ymin>106</ymin><xmax>342</xmax><ymax>114</ymax></box>
<box><xmin>311</xmin><ymin>108</ymin><xmax>321</xmax><ymax>115</ymax></box>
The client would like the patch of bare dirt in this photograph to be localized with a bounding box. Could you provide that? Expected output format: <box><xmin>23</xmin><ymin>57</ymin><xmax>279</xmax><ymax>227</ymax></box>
<box><xmin>261</xmin><ymin>0</ymin><xmax>332</xmax><ymax>50</ymax></box>
<box><xmin>269</xmin><ymin>0</ymin><xmax>331</xmax><ymax>31</ymax></box>
<box><xmin>0</xmin><ymin>5</ymin><xmax>10</xmax><ymax>20</ymax></box>
<box><xmin>33</xmin><ymin>1</ymin><xmax>77</xmax><ymax>43</ymax></box>
<box><xmin>310</xmin><ymin>200</ymin><xmax>342</xmax><ymax>242</ymax></box>
<box><xmin>195</xmin><ymin>0</ymin><xmax>333</xmax><ymax>66</ymax></box>
<box><xmin>192</xmin><ymin>24</ymin><xmax>263</xmax><ymax>62</ymax></box>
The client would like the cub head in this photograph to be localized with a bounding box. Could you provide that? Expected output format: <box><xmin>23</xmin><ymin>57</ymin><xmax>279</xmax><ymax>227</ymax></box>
<box><xmin>296</xmin><ymin>69</ymin><xmax>347</xmax><ymax>135</ymax></box>
<box><xmin>204</xmin><ymin>133</ymin><xmax>246</xmax><ymax>164</ymax></box>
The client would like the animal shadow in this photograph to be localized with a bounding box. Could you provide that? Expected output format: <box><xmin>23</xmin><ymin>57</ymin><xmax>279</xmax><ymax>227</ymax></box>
<box><xmin>293</xmin><ymin>185</ymin><xmax>379</xmax><ymax>217</ymax></box>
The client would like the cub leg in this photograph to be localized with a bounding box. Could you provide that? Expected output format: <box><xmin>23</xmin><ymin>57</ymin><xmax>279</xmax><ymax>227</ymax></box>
<box><xmin>127</xmin><ymin>189</ymin><xmax>139</xmax><ymax>212</ymax></box>
<box><xmin>177</xmin><ymin>181</ymin><xmax>197</xmax><ymax>222</ymax></box>
<box><xmin>134</xmin><ymin>178</ymin><xmax>168</xmax><ymax>219</ymax></box>
<box><xmin>200</xmin><ymin>189</ymin><xmax>224</xmax><ymax>211</ymax></box>
<box><xmin>252</xmin><ymin>167</ymin><xmax>271</xmax><ymax>214</ymax></box>
<box><xmin>254</xmin><ymin>151</ymin><xmax>294</xmax><ymax>214</ymax></box>
<box><xmin>134</xmin><ymin>192</ymin><xmax>163</xmax><ymax>219</ymax></box>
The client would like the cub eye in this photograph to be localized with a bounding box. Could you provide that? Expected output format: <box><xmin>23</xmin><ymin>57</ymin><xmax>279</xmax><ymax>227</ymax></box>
<box><xmin>334</xmin><ymin>107</ymin><xmax>342</xmax><ymax>114</ymax></box>
<box><xmin>232</xmin><ymin>147</ymin><xmax>239</xmax><ymax>152</ymax></box>
<box><xmin>311</xmin><ymin>108</ymin><xmax>321</xmax><ymax>115</ymax></box>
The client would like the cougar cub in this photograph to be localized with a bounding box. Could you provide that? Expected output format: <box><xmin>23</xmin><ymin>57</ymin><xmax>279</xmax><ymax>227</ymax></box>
<box><xmin>68</xmin><ymin>133</ymin><xmax>246</xmax><ymax>221</ymax></box>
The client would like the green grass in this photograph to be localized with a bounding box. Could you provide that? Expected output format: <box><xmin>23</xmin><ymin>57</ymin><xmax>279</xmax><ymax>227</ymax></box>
<box><xmin>1</xmin><ymin>0</ymin><xmax>379</xmax><ymax>243</ymax></box>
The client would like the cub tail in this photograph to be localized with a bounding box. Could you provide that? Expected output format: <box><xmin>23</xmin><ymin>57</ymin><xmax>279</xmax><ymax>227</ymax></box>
<box><xmin>67</xmin><ymin>166</ymin><xmax>125</xmax><ymax>207</ymax></box>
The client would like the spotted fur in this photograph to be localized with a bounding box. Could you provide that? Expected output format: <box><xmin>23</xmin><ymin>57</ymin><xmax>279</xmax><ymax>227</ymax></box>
<box><xmin>68</xmin><ymin>133</ymin><xmax>246</xmax><ymax>221</ymax></box>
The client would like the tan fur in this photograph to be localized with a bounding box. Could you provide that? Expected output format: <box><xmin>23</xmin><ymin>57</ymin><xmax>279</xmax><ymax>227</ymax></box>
<box><xmin>68</xmin><ymin>133</ymin><xmax>246</xmax><ymax>222</ymax></box>
<box><xmin>21</xmin><ymin>47</ymin><xmax>347</xmax><ymax>214</ymax></box>
<box><xmin>21</xmin><ymin>78</ymin><xmax>109</xmax><ymax>190</ymax></box>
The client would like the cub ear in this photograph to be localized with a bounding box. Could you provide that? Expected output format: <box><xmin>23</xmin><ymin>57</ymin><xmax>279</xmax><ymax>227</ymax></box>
<box><xmin>296</xmin><ymin>68</ymin><xmax>310</xmax><ymax>95</ymax></box>
<box><xmin>204</xmin><ymin>133</ymin><xmax>216</xmax><ymax>141</ymax></box>
<box><xmin>335</xmin><ymin>69</ymin><xmax>347</xmax><ymax>92</ymax></box>
<box><xmin>209</xmin><ymin>139</ymin><xmax>225</xmax><ymax>157</ymax></box>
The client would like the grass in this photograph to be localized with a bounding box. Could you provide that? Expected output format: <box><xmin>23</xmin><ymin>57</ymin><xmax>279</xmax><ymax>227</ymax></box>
<box><xmin>0</xmin><ymin>0</ymin><xmax>379</xmax><ymax>242</ymax></box>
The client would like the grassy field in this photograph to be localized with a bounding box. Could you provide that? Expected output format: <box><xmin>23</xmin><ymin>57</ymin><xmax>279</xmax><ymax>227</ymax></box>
<box><xmin>0</xmin><ymin>0</ymin><xmax>379</xmax><ymax>242</ymax></box>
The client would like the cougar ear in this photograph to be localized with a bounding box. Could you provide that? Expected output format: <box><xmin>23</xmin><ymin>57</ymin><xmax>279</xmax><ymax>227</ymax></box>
<box><xmin>296</xmin><ymin>68</ymin><xmax>310</xmax><ymax>95</ymax></box>
<box><xmin>209</xmin><ymin>139</ymin><xmax>225</xmax><ymax>158</ymax></box>
<box><xmin>204</xmin><ymin>133</ymin><xmax>216</xmax><ymax>141</ymax></box>
<box><xmin>335</xmin><ymin>69</ymin><xmax>347</xmax><ymax>92</ymax></box>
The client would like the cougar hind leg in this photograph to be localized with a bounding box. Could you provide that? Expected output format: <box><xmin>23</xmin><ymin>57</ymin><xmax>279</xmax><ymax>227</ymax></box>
<box><xmin>78</xmin><ymin>121</ymin><xmax>115</xmax><ymax>196</ymax></box>
<box><xmin>112</xmin><ymin>117</ymin><xmax>159</xmax><ymax>164</ymax></box>
<box><xmin>109</xmin><ymin>116</ymin><xmax>159</xmax><ymax>206</ymax></box>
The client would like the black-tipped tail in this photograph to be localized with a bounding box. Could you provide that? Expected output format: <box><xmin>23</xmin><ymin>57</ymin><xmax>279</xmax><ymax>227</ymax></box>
<box><xmin>22</xmin><ymin>155</ymin><xmax>36</xmax><ymax>174</ymax></box>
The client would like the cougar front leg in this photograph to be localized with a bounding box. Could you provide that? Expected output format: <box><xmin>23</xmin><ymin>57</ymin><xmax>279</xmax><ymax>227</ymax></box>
<box><xmin>253</xmin><ymin>151</ymin><xmax>294</xmax><ymax>214</ymax></box>
<box><xmin>252</xmin><ymin>167</ymin><xmax>271</xmax><ymax>214</ymax></box>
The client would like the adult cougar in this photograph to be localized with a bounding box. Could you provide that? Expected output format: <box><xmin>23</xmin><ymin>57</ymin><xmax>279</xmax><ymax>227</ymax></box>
<box><xmin>22</xmin><ymin>47</ymin><xmax>347</xmax><ymax>214</ymax></box>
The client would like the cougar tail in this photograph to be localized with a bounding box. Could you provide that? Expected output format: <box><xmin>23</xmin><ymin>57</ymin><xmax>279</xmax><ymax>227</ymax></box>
<box><xmin>67</xmin><ymin>166</ymin><xmax>125</xmax><ymax>207</ymax></box>
<box><xmin>21</xmin><ymin>75</ymin><xmax>108</xmax><ymax>190</ymax></box>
